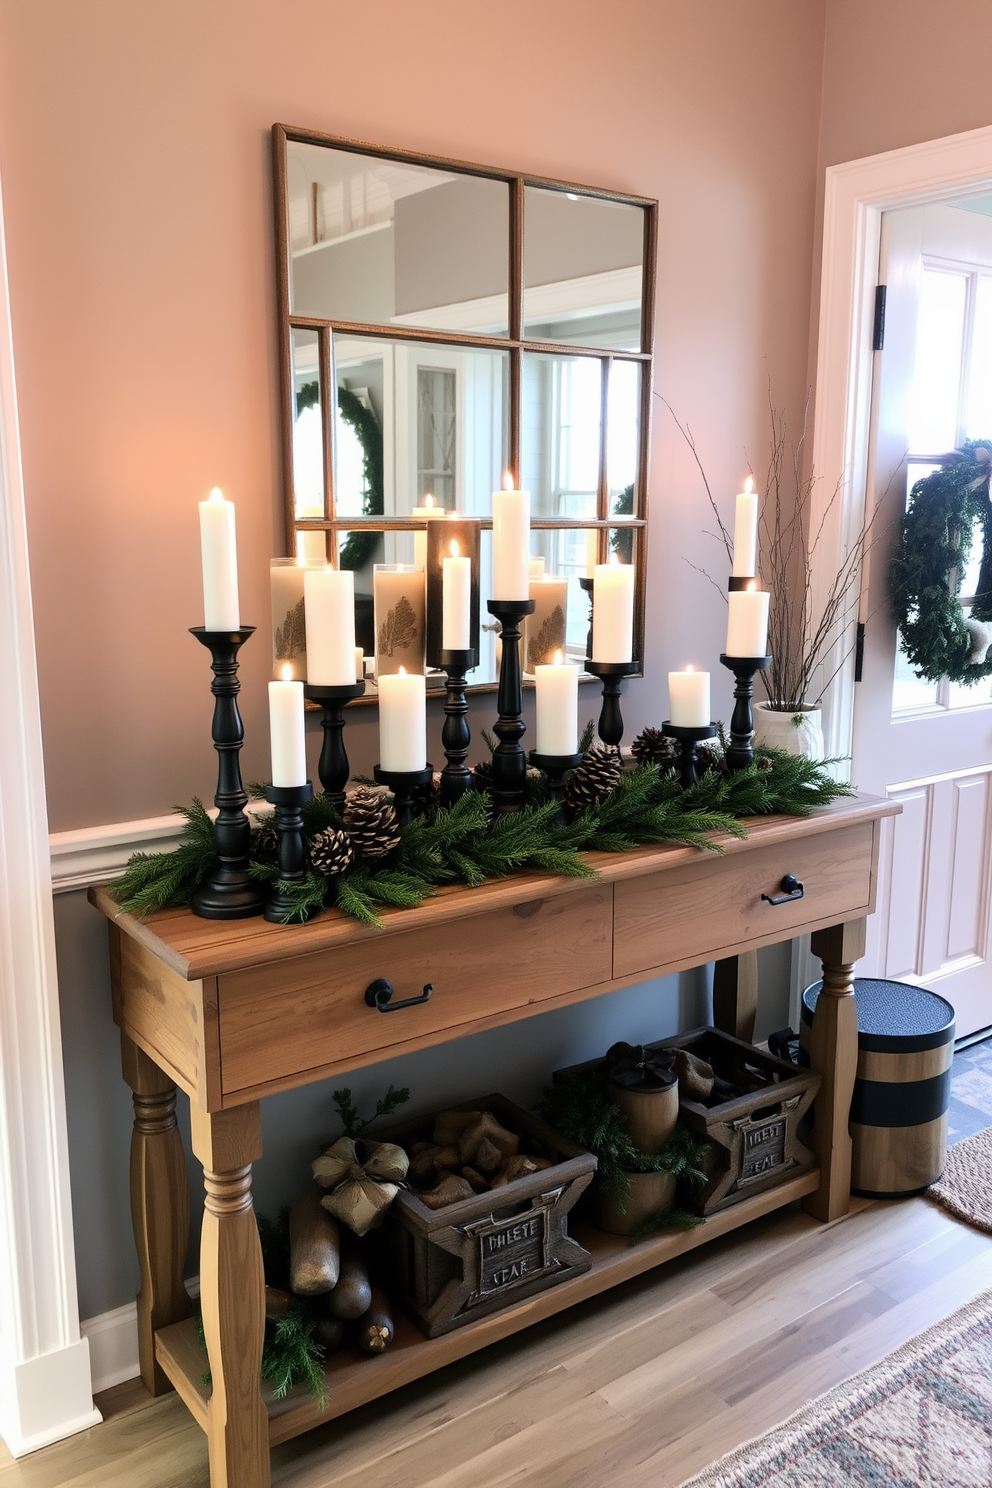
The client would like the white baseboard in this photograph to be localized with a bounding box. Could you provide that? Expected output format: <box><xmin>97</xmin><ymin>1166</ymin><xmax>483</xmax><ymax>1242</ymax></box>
<box><xmin>49</xmin><ymin>807</ymin><xmax>272</xmax><ymax>895</ymax></box>
<box><xmin>79</xmin><ymin>1303</ymin><xmax>139</xmax><ymax>1394</ymax></box>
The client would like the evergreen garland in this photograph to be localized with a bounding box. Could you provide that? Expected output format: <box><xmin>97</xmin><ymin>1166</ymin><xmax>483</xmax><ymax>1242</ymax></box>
<box><xmin>296</xmin><ymin>381</ymin><xmax>384</xmax><ymax>572</ymax></box>
<box><xmin>113</xmin><ymin>746</ymin><xmax>853</xmax><ymax>928</ymax></box>
<box><xmin>889</xmin><ymin>441</ymin><xmax>992</xmax><ymax>683</ymax></box>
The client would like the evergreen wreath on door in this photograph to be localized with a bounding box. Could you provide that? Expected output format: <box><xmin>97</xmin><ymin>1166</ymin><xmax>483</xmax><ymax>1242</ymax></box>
<box><xmin>890</xmin><ymin>440</ymin><xmax>992</xmax><ymax>683</ymax></box>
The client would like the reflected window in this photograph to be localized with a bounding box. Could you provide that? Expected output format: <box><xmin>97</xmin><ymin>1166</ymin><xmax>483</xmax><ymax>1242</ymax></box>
<box><xmin>417</xmin><ymin>367</ymin><xmax>456</xmax><ymax>507</ymax></box>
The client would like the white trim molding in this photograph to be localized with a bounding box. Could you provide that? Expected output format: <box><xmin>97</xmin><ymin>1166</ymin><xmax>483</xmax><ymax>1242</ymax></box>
<box><xmin>0</xmin><ymin>170</ymin><xmax>100</xmax><ymax>1449</ymax></box>
<box><xmin>79</xmin><ymin>1303</ymin><xmax>139</xmax><ymax>1395</ymax></box>
<box><xmin>49</xmin><ymin>813</ymin><xmax>187</xmax><ymax>895</ymax></box>
<box><xmin>811</xmin><ymin>124</ymin><xmax>992</xmax><ymax>765</ymax></box>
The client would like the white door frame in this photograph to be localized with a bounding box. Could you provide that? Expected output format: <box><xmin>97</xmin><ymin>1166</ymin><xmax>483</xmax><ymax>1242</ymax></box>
<box><xmin>0</xmin><ymin>166</ymin><xmax>100</xmax><ymax>1450</ymax></box>
<box><xmin>812</xmin><ymin>123</ymin><xmax>992</xmax><ymax>765</ymax></box>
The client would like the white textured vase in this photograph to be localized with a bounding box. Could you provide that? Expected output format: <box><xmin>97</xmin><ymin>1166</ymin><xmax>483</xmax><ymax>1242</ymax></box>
<box><xmin>753</xmin><ymin>701</ymin><xmax>824</xmax><ymax>760</ymax></box>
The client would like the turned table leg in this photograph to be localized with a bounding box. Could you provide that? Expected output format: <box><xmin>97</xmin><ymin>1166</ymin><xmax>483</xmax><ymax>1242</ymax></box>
<box><xmin>712</xmin><ymin>951</ymin><xmax>759</xmax><ymax>1043</ymax></box>
<box><xmin>190</xmin><ymin>1102</ymin><xmax>269</xmax><ymax>1488</ymax></box>
<box><xmin>121</xmin><ymin>1034</ymin><xmax>193</xmax><ymax>1395</ymax></box>
<box><xmin>803</xmin><ymin>918</ymin><xmax>865</xmax><ymax>1222</ymax></box>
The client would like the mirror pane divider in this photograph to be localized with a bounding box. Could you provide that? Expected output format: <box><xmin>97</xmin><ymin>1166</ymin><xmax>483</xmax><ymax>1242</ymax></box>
<box><xmin>318</xmin><ymin>325</ymin><xmax>335</xmax><ymax>534</ymax></box>
<box><xmin>272</xmin><ymin>125</ymin><xmax>297</xmax><ymax>556</ymax></box>
<box><xmin>641</xmin><ymin>201</ymin><xmax>659</xmax><ymax>357</ymax></box>
<box><xmin>598</xmin><ymin>357</ymin><xmax>611</xmax><ymax>532</ymax></box>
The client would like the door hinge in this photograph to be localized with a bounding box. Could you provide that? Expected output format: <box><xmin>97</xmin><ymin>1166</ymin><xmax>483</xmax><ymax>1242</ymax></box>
<box><xmin>872</xmin><ymin>285</ymin><xmax>887</xmax><ymax>352</ymax></box>
<box><xmin>854</xmin><ymin>621</ymin><xmax>866</xmax><ymax>682</ymax></box>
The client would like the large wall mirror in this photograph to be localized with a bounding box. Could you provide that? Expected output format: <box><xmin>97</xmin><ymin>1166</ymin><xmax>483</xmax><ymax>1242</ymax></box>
<box><xmin>273</xmin><ymin>125</ymin><xmax>656</xmax><ymax>693</ymax></box>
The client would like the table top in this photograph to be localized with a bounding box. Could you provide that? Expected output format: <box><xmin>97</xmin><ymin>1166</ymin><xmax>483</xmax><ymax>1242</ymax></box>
<box><xmin>89</xmin><ymin>794</ymin><xmax>897</xmax><ymax>982</ymax></box>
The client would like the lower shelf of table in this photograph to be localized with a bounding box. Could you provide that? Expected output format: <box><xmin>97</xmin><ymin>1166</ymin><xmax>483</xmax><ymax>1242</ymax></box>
<box><xmin>155</xmin><ymin>1167</ymin><xmax>820</xmax><ymax>1448</ymax></box>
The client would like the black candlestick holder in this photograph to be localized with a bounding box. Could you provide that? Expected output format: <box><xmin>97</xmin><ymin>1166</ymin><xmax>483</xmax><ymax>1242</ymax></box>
<box><xmin>264</xmin><ymin>781</ymin><xmax>314</xmax><ymax>924</ymax></box>
<box><xmin>661</xmin><ymin>721</ymin><xmax>718</xmax><ymax>789</ymax></box>
<box><xmin>189</xmin><ymin>626</ymin><xmax>268</xmax><ymax>920</ymax></box>
<box><xmin>529</xmin><ymin>749</ymin><xmax>583</xmax><ymax>818</ymax></box>
<box><xmin>579</xmin><ymin>576</ymin><xmax>594</xmax><ymax>662</ymax></box>
<box><xmin>487</xmin><ymin>598</ymin><xmax>536</xmax><ymax>815</ymax></box>
<box><xmin>719</xmin><ymin>654</ymin><xmax>772</xmax><ymax>771</ymax></box>
<box><xmin>439</xmin><ymin>648</ymin><xmax>476</xmax><ymax>807</ymax></box>
<box><xmin>304</xmin><ymin>680</ymin><xmax>365</xmax><ymax>805</ymax></box>
<box><xmin>584</xmin><ymin>659</ymin><xmax>639</xmax><ymax>748</ymax></box>
<box><xmin>374</xmin><ymin>764</ymin><xmax>435</xmax><ymax>827</ymax></box>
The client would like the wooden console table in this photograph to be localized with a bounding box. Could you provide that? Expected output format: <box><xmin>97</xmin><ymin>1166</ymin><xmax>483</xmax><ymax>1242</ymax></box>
<box><xmin>90</xmin><ymin>793</ymin><xmax>897</xmax><ymax>1488</ymax></box>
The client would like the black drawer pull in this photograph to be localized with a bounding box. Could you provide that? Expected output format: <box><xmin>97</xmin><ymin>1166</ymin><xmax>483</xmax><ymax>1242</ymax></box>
<box><xmin>365</xmin><ymin>978</ymin><xmax>432</xmax><ymax>1013</ymax></box>
<box><xmin>761</xmin><ymin>874</ymin><xmax>804</xmax><ymax>906</ymax></box>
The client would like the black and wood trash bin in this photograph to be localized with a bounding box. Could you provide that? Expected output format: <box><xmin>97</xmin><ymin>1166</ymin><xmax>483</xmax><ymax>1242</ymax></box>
<box><xmin>800</xmin><ymin>978</ymin><xmax>955</xmax><ymax>1198</ymax></box>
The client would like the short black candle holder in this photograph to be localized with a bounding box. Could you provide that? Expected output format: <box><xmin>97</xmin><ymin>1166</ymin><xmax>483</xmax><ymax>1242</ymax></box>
<box><xmin>189</xmin><ymin>626</ymin><xmax>268</xmax><ymax>920</ymax></box>
<box><xmin>579</xmin><ymin>576</ymin><xmax>594</xmax><ymax>662</ymax></box>
<box><xmin>264</xmin><ymin>781</ymin><xmax>314</xmax><ymax>924</ymax></box>
<box><xmin>661</xmin><ymin>721</ymin><xmax>718</xmax><ymax>789</ymax></box>
<box><xmin>487</xmin><ymin>598</ymin><xmax>536</xmax><ymax>815</ymax></box>
<box><xmin>439</xmin><ymin>648</ymin><xmax>477</xmax><ymax>807</ymax></box>
<box><xmin>304</xmin><ymin>681</ymin><xmax>366</xmax><ymax>805</ymax></box>
<box><xmin>719</xmin><ymin>654</ymin><xmax>772</xmax><ymax>772</ymax></box>
<box><xmin>374</xmin><ymin>764</ymin><xmax>435</xmax><ymax>827</ymax></box>
<box><xmin>584</xmin><ymin>659</ymin><xmax>639</xmax><ymax>748</ymax></box>
<box><xmin>529</xmin><ymin>749</ymin><xmax>583</xmax><ymax>818</ymax></box>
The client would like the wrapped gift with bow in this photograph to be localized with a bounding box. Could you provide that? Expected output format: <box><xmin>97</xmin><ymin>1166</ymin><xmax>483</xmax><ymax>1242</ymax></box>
<box><xmin>312</xmin><ymin>1137</ymin><xmax>410</xmax><ymax>1237</ymax></box>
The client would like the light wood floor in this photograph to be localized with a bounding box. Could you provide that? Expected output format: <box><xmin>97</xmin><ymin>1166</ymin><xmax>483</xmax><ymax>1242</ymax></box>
<box><xmin>3</xmin><ymin>1195</ymin><xmax>991</xmax><ymax>1488</ymax></box>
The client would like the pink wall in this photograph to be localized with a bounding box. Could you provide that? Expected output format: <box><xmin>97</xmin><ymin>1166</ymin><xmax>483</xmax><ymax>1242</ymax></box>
<box><xmin>0</xmin><ymin>0</ymin><xmax>826</xmax><ymax>830</ymax></box>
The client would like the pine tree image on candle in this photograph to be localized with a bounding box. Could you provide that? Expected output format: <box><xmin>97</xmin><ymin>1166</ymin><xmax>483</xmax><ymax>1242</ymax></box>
<box><xmin>527</xmin><ymin>605</ymin><xmax>566</xmax><ymax>669</ymax></box>
<box><xmin>274</xmin><ymin>597</ymin><xmax>306</xmax><ymax>662</ymax></box>
<box><xmin>377</xmin><ymin>595</ymin><xmax>418</xmax><ymax>657</ymax></box>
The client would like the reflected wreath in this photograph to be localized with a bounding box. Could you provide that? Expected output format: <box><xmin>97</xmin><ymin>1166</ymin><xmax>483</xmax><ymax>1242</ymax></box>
<box><xmin>890</xmin><ymin>440</ymin><xmax>992</xmax><ymax>684</ymax></box>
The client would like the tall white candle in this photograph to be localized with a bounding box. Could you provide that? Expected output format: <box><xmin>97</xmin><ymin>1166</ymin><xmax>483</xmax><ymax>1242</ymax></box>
<box><xmin>726</xmin><ymin>582</ymin><xmax>770</xmax><ymax>657</ymax></box>
<box><xmin>535</xmin><ymin>652</ymin><xmax>579</xmax><ymax>756</ymax></box>
<box><xmin>585</xmin><ymin>529</ymin><xmax>600</xmax><ymax>578</ymax></box>
<box><xmin>732</xmin><ymin>476</ymin><xmax>759</xmax><ymax>578</ymax></box>
<box><xmin>442</xmin><ymin>539</ymin><xmax>472</xmax><ymax>650</ymax></box>
<box><xmin>355</xmin><ymin>647</ymin><xmax>364</xmax><ymax>681</ymax></box>
<box><xmin>268</xmin><ymin>669</ymin><xmax>307</xmax><ymax>787</ymax></box>
<box><xmin>592</xmin><ymin>561</ymin><xmax>635</xmax><ymax>662</ymax></box>
<box><xmin>412</xmin><ymin>493</ymin><xmax>445</xmax><ymax>569</ymax></box>
<box><xmin>669</xmin><ymin>667</ymin><xmax>710</xmax><ymax>727</ymax></box>
<box><xmin>199</xmin><ymin>487</ymin><xmax>239</xmax><ymax>630</ymax></box>
<box><xmin>492</xmin><ymin>477</ymin><xmax>531</xmax><ymax>600</ymax></box>
<box><xmin>529</xmin><ymin>557</ymin><xmax>546</xmax><ymax>582</ymax></box>
<box><xmin>378</xmin><ymin>668</ymin><xmax>427</xmax><ymax>772</ymax></box>
<box><xmin>304</xmin><ymin>566</ymin><xmax>356</xmax><ymax>685</ymax></box>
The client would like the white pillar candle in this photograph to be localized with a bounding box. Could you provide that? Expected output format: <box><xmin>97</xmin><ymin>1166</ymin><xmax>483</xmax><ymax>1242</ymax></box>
<box><xmin>585</xmin><ymin>529</ymin><xmax>600</xmax><ymax>578</ymax></box>
<box><xmin>592</xmin><ymin>561</ymin><xmax>635</xmax><ymax>662</ymax></box>
<box><xmin>726</xmin><ymin>583</ymin><xmax>770</xmax><ymax>657</ymax></box>
<box><xmin>304</xmin><ymin>566</ymin><xmax>356</xmax><ymax>685</ymax></box>
<box><xmin>492</xmin><ymin>478</ymin><xmax>531</xmax><ymax>600</ymax></box>
<box><xmin>442</xmin><ymin>539</ymin><xmax>472</xmax><ymax>650</ymax></box>
<box><xmin>412</xmin><ymin>493</ymin><xmax>445</xmax><ymax>570</ymax></box>
<box><xmin>529</xmin><ymin>557</ymin><xmax>546</xmax><ymax>581</ymax></box>
<box><xmin>296</xmin><ymin>527</ymin><xmax>327</xmax><ymax>564</ymax></box>
<box><xmin>535</xmin><ymin>652</ymin><xmax>579</xmax><ymax>756</ymax></box>
<box><xmin>199</xmin><ymin>487</ymin><xmax>240</xmax><ymax>630</ymax></box>
<box><xmin>355</xmin><ymin>647</ymin><xmax>364</xmax><ymax>681</ymax></box>
<box><xmin>732</xmin><ymin>476</ymin><xmax>759</xmax><ymax>578</ymax></box>
<box><xmin>268</xmin><ymin>670</ymin><xmax>307</xmax><ymax>787</ymax></box>
<box><xmin>378</xmin><ymin>668</ymin><xmax>427</xmax><ymax>772</ymax></box>
<box><xmin>669</xmin><ymin>667</ymin><xmax>710</xmax><ymax>727</ymax></box>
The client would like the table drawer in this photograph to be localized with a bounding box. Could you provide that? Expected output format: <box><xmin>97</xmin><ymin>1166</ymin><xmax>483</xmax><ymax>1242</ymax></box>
<box><xmin>614</xmin><ymin>822</ymin><xmax>874</xmax><ymax>981</ymax></box>
<box><xmin>217</xmin><ymin>885</ymin><xmax>613</xmax><ymax>1096</ymax></box>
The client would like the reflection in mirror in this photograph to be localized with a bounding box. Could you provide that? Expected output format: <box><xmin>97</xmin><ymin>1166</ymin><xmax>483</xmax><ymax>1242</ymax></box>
<box><xmin>523</xmin><ymin>186</ymin><xmax>644</xmax><ymax>350</ymax></box>
<box><xmin>287</xmin><ymin>141</ymin><xmax>510</xmax><ymax>335</ymax></box>
<box><xmin>522</xmin><ymin>352</ymin><xmax>602</xmax><ymax>521</ymax></box>
<box><xmin>291</xmin><ymin>328</ymin><xmax>327</xmax><ymax>561</ymax></box>
<box><xmin>334</xmin><ymin>333</ymin><xmax>509</xmax><ymax>522</ymax></box>
<box><xmin>608</xmin><ymin>526</ymin><xmax>639</xmax><ymax>585</ymax></box>
<box><xmin>608</xmin><ymin>360</ymin><xmax>641</xmax><ymax>517</ymax></box>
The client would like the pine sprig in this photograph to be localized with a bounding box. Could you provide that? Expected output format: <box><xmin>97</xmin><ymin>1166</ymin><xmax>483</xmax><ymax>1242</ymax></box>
<box><xmin>331</xmin><ymin>1083</ymin><xmax>410</xmax><ymax>1137</ymax></box>
<box><xmin>261</xmin><ymin>1305</ymin><xmax>327</xmax><ymax>1406</ymax></box>
<box><xmin>113</xmin><ymin>799</ymin><xmax>218</xmax><ymax>915</ymax></box>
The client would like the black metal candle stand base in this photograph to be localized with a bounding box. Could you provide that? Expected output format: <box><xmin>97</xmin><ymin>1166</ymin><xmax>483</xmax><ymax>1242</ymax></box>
<box><xmin>661</xmin><ymin>721</ymin><xmax>717</xmax><ymax>789</ymax></box>
<box><xmin>584</xmin><ymin>659</ymin><xmax>639</xmax><ymax>748</ymax></box>
<box><xmin>264</xmin><ymin>781</ymin><xmax>314</xmax><ymax>924</ymax></box>
<box><xmin>719</xmin><ymin>654</ymin><xmax>772</xmax><ymax>772</ymax></box>
<box><xmin>439</xmin><ymin>648</ymin><xmax>477</xmax><ymax>807</ymax></box>
<box><xmin>304</xmin><ymin>681</ymin><xmax>366</xmax><ymax>805</ymax></box>
<box><xmin>529</xmin><ymin>749</ymin><xmax>583</xmax><ymax>816</ymax></box>
<box><xmin>374</xmin><ymin>764</ymin><xmax>435</xmax><ymax>827</ymax></box>
<box><xmin>579</xmin><ymin>576</ymin><xmax>594</xmax><ymax>665</ymax></box>
<box><xmin>487</xmin><ymin>598</ymin><xmax>536</xmax><ymax>815</ymax></box>
<box><xmin>189</xmin><ymin>625</ymin><xmax>268</xmax><ymax>920</ymax></box>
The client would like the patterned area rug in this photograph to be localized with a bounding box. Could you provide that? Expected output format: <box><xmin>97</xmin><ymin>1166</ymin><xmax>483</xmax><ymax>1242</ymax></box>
<box><xmin>928</xmin><ymin>1126</ymin><xmax>992</xmax><ymax>1234</ymax></box>
<box><xmin>678</xmin><ymin>1288</ymin><xmax>992</xmax><ymax>1487</ymax></box>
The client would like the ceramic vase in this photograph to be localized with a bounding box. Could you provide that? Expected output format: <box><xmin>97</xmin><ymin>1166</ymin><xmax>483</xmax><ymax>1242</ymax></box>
<box><xmin>753</xmin><ymin>701</ymin><xmax>824</xmax><ymax>760</ymax></box>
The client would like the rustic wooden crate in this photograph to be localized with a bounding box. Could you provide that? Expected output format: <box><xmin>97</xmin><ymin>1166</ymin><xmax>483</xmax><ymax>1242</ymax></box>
<box><xmin>378</xmin><ymin>1094</ymin><xmax>596</xmax><ymax>1338</ymax></box>
<box><xmin>555</xmin><ymin>1027</ymin><xmax>820</xmax><ymax>1216</ymax></box>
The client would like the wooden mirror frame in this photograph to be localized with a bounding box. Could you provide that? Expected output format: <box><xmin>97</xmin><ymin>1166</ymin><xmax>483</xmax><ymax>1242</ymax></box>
<box><xmin>272</xmin><ymin>123</ymin><xmax>657</xmax><ymax>690</ymax></box>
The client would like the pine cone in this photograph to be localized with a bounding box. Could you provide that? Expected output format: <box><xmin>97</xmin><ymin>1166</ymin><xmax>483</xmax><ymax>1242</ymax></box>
<box><xmin>417</xmin><ymin>774</ymin><xmax>441</xmax><ymax>812</ymax></box>
<box><xmin>343</xmin><ymin>786</ymin><xmax>401</xmax><ymax>860</ymax></box>
<box><xmin>631</xmin><ymin>727</ymin><xmax>679</xmax><ymax>768</ymax></box>
<box><xmin>565</xmin><ymin>745</ymin><xmax>624</xmax><ymax>812</ymax></box>
<box><xmin>309</xmin><ymin>827</ymin><xmax>354</xmax><ymax>877</ymax></box>
<box><xmin>472</xmin><ymin>758</ymin><xmax>494</xmax><ymax>792</ymax></box>
<box><xmin>252</xmin><ymin>824</ymin><xmax>278</xmax><ymax>860</ymax></box>
<box><xmin>697</xmin><ymin>737</ymin><xmax>726</xmax><ymax>775</ymax></box>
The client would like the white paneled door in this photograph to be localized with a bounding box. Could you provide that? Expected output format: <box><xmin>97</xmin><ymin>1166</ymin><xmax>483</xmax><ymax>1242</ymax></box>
<box><xmin>855</xmin><ymin>203</ymin><xmax>992</xmax><ymax>1038</ymax></box>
